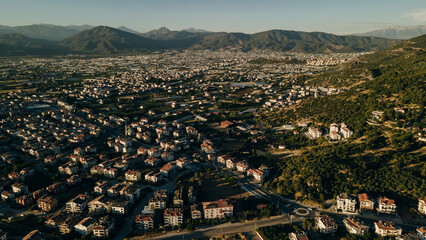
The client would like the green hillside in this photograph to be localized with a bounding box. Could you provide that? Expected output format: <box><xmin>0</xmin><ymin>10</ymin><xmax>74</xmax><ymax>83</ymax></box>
<box><xmin>259</xmin><ymin>35</ymin><xmax>426</xmax><ymax>203</ymax></box>
<box><xmin>259</xmin><ymin>34</ymin><xmax>426</xmax><ymax>129</ymax></box>
<box><xmin>0</xmin><ymin>26</ymin><xmax>401</xmax><ymax>56</ymax></box>
<box><xmin>0</xmin><ymin>33</ymin><xmax>67</xmax><ymax>56</ymax></box>
<box><xmin>59</xmin><ymin>26</ymin><xmax>163</xmax><ymax>54</ymax></box>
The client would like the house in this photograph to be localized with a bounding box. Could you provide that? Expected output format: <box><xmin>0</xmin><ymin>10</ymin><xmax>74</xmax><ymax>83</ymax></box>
<box><xmin>207</xmin><ymin>154</ymin><xmax>216</xmax><ymax>161</ymax></box>
<box><xmin>74</xmin><ymin>147</ymin><xmax>85</xmax><ymax>156</ymax></box>
<box><xmin>418</xmin><ymin>198</ymin><xmax>426</xmax><ymax>215</ymax></box>
<box><xmin>58</xmin><ymin>161</ymin><xmax>78</xmax><ymax>175</ymax></box>
<box><xmin>343</xmin><ymin>217</ymin><xmax>369</xmax><ymax>236</ymax></box>
<box><xmin>22</xmin><ymin>230</ymin><xmax>43</xmax><ymax>240</ymax></box>
<box><xmin>201</xmin><ymin>142</ymin><xmax>215</xmax><ymax>154</ymax></box>
<box><xmin>217</xmin><ymin>155</ymin><xmax>231</xmax><ymax>165</ymax></box>
<box><xmin>176</xmin><ymin>158</ymin><xmax>189</xmax><ymax>168</ymax></box>
<box><xmin>8</xmin><ymin>172</ymin><xmax>24</xmax><ymax>181</ymax></box>
<box><xmin>121</xmin><ymin>184</ymin><xmax>142</xmax><ymax>204</ymax></box>
<box><xmin>32</xmin><ymin>189</ymin><xmax>45</xmax><ymax>200</ymax></box>
<box><xmin>341</xmin><ymin>126</ymin><xmax>353</xmax><ymax>139</ymax></box>
<box><xmin>308</xmin><ymin>127</ymin><xmax>322</xmax><ymax>138</ymax></box>
<box><xmin>88</xmin><ymin>195</ymin><xmax>113</xmax><ymax>213</ymax></box>
<box><xmin>91</xmin><ymin>166</ymin><xmax>105</xmax><ymax>176</ymax></box>
<box><xmin>358</xmin><ymin>193</ymin><xmax>375</xmax><ymax>212</ymax></box>
<box><xmin>59</xmin><ymin>215</ymin><xmax>80</xmax><ymax>235</ymax></box>
<box><xmin>147</xmin><ymin>148</ymin><xmax>161</xmax><ymax>158</ymax></box>
<box><xmin>93</xmin><ymin>216</ymin><xmax>115</xmax><ymax>238</ymax></box>
<box><xmin>329</xmin><ymin>131</ymin><xmax>342</xmax><ymax>140</ymax></box>
<box><xmin>226</xmin><ymin>158</ymin><xmax>239</xmax><ymax>170</ymax></box>
<box><xmin>336</xmin><ymin>193</ymin><xmax>357</xmax><ymax>213</ymax></box>
<box><xmin>378</xmin><ymin>197</ymin><xmax>397</xmax><ymax>214</ymax></box>
<box><xmin>160</xmin><ymin>163</ymin><xmax>177</xmax><ymax>177</ymax></box>
<box><xmin>37</xmin><ymin>195</ymin><xmax>58</xmax><ymax>212</ymax></box>
<box><xmin>81</xmin><ymin>157</ymin><xmax>97</xmax><ymax>169</ymax></box>
<box><xmin>20</xmin><ymin>167</ymin><xmax>35</xmax><ymax>177</ymax></box>
<box><xmin>190</xmin><ymin>204</ymin><xmax>202</xmax><ymax>220</ymax></box>
<box><xmin>154</xmin><ymin>189</ymin><xmax>169</xmax><ymax>199</ymax></box>
<box><xmin>173</xmin><ymin>188</ymin><xmax>184</xmax><ymax>207</ymax></box>
<box><xmin>94</xmin><ymin>180</ymin><xmax>111</xmax><ymax>195</ymax></box>
<box><xmin>236</xmin><ymin>160</ymin><xmax>249</xmax><ymax>173</ymax></box>
<box><xmin>107</xmin><ymin>183</ymin><xmax>127</xmax><ymax>198</ymax></box>
<box><xmin>137</xmin><ymin>147</ymin><xmax>148</xmax><ymax>155</ymax></box>
<box><xmin>74</xmin><ymin>217</ymin><xmax>97</xmax><ymax>235</ymax></box>
<box><xmin>145</xmin><ymin>170</ymin><xmax>163</xmax><ymax>183</ymax></box>
<box><xmin>330</xmin><ymin>123</ymin><xmax>340</xmax><ymax>132</ymax></box>
<box><xmin>16</xmin><ymin>194</ymin><xmax>33</xmax><ymax>207</ymax></box>
<box><xmin>135</xmin><ymin>214</ymin><xmax>155</xmax><ymax>231</ymax></box>
<box><xmin>250</xmin><ymin>169</ymin><xmax>266</xmax><ymax>182</ymax></box>
<box><xmin>316</xmin><ymin>215</ymin><xmax>338</xmax><ymax>234</ymax></box>
<box><xmin>66</xmin><ymin>174</ymin><xmax>82</xmax><ymax>186</ymax></box>
<box><xmin>145</xmin><ymin>157</ymin><xmax>161</xmax><ymax>167</ymax></box>
<box><xmin>164</xmin><ymin>208</ymin><xmax>184</xmax><ymax>227</ymax></box>
<box><xmin>289</xmin><ymin>231</ymin><xmax>309</xmax><ymax>240</ymax></box>
<box><xmin>396</xmin><ymin>232</ymin><xmax>423</xmax><ymax>240</ymax></box>
<box><xmin>103</xmin><ymin>167</ymin><xmax>118</xmax><ymax>179</ymax></box>
<box><xmin>417</xmin><ymin>227</ymin><xmax>426</xmax><ymax>240</ymax></box>
<box><xmin>46</xmin><ymin>211</ymin><xmax>67</xmax><ymax>227</ymax></box>
<box><xmin>66</xmin><ymin>194</ymin><xmax>91</xmax><ymax>213</ymax></box>
<box><xmin>148</xmin><ymin>197</ymin><xmax>166</xmax><ymax>210</ymax></box>
<box><xmin>46</xmin><ymin>181</ymin><xmax>66</xmax><ymax>194</ymax></box>
<box><xmin>11</xmin><ymin>183</ymin><xmax>28</xmax><ymax>194</ymax></box>
<box><xmin>221</xmin><ymin>120</ymin><xmax>234</xmax><ymax>128</ymax></box>
<box><xmin>111</xmin><ymin>201</ymin><xmax>129</xmax><ymax>215</ymax></box>
<box><xmin>1</xmin><ymin>191</ymin><xmax>14</xmax><ymax>201</ymax></box>
<box><xmin>125</xmin><ymin>170</ymin><xmax>142</xmax><ymax>182</ymax></box>
<box><xmin>374</xmin><ymin>221</ymin><xmax>402</xmax><ymax>237</ymax></box>
<box><xmin>85</xmin><ymin>145</ymin><xmax>97</xmax><ymax>154</ymax></box>
<box><xmin>202</xmin><ymin>199</ymin><xmax>234</xmax><ymax>219</ymax></box>
<box><xmin>161</xmin><ymin>152</ymin><xmax>174</xmax><ymax>162</ymax></box>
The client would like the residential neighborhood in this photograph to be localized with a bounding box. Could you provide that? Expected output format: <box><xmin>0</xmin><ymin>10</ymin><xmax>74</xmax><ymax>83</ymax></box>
<box><xmin>0</xmin><ymin>49</ymin><xmax>424</xmax><ymax>240</ymax></box>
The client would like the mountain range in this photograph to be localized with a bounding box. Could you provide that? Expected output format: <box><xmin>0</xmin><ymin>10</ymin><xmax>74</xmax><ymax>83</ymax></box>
<box><xmin>0</xmin><ymin>24</ymin><xmax>94</xmax><ymax>41</ymax></box>
<box><xmin>353</xmin><ymin>25</ymin><xmax>426</xmax><ymax>39</ymax></box>
<box><xmin>0</xmin><ymin>25</ymin><xmax>402</xmax><ymax>56</ymax></box>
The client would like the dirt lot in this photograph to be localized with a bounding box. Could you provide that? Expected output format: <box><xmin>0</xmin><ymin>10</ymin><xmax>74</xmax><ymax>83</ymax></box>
<box><xmin>199</xmin><ymin>173</ymin><xmax>250</xmax><ymax>202</ymax></box>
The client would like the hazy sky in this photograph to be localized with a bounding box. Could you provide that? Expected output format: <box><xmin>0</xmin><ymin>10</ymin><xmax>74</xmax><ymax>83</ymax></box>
<box><xmin>1</xmin><ymin>0</ymin><xmax>425</xmax><ymax>34</ymax></box>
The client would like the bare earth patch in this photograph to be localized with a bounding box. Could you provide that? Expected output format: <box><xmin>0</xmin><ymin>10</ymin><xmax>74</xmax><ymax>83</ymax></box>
<box><xmin>200</xmin><ymin>173</ymin><xmax>248</xmax><ymax>202</ymax></box>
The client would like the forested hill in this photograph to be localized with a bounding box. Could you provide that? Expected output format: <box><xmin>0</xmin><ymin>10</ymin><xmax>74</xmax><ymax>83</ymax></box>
<box><xmin>259</xmin><ymin>34</ymin><xmax>426</xmax><ymax>129</ymax></box>
<box><xmin>0</xmin><ymin>26</ymin><xmax>400</xmax><ymax>56</ymax></box>
<box><xmin>260</xmin><ymin>35</ymin><xmax>425</xmax><ymax>203</ymax></box>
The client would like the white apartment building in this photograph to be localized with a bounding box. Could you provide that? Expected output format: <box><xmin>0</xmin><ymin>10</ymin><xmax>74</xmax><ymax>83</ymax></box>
<box><xmin>336</xmin><ymin>193</ymin><xmax>357</xmax><ymax>213</ymax></box>
<box><xmin>202</xmin><ymin>199</ymin><xmax>234</xmax><ymax>219</ymax></box>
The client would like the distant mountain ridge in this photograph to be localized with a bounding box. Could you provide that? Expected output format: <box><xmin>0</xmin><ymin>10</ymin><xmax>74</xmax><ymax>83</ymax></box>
<box><xmin>0</xmin><ymin>33</ymin><xmax>67</xmax><ymax>56</ymax></box>
<box><xmin>59</xmin><ymin>26</ymin><xmax>161</xmax><ymax>54</ymax></box>
<box><xmin>0</xmin><ymin>25</ymin><xmax>401</xmax><ymax>56</ymax></box>
<box><xmin>0</xmin><ymin>24</ymin><xmax>94</xmax><ymax>41</ymax></box>
<box><xmin>353</xmin><ymin>25</ymin><xmax>426</xmax><ymax>39</ymax></box>
<box><xmin>117</xmin><ymin>26</ymin><xmax>141</xmax><ymax>35</ymax></box>
<box><xmin>181</xmin><ymin>28</ymin><xmax>210</xmax><ymax>33</ymax></box>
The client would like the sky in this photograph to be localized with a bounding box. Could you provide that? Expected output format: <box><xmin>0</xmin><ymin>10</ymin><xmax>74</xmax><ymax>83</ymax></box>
<box><xmin>0</xmin><ymin>0</ymin><xmax>425</xmax><ymax>34</ymax></box>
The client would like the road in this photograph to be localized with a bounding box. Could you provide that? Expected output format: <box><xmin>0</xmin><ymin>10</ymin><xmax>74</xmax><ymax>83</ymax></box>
<box><xmin>145</xmin><ymin>215</ymin><xmax>303</xmax><ymax>240</ymax></box>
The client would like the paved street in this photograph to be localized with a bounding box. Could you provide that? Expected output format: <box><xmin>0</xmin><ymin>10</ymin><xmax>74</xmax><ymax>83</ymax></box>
<box><xmin>146</xmin><ymin>215</ymin><xmax>302</xmax><ymax>240</ymax></box>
